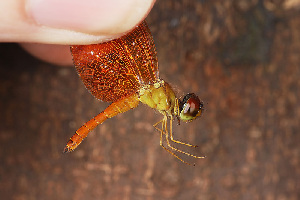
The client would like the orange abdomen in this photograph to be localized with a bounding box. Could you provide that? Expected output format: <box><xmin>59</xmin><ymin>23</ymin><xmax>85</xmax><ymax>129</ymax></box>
<box><xmin>64</xmin><ymin>94</ymin><xmax>139</xmax><ymax>153</ymax></box>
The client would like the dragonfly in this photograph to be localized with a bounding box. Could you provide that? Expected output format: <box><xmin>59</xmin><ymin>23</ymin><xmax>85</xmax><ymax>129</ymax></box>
<box><xmin>64</xmin><ymin>20</ymin><xmax>204</xmax><ymax>164</ymax></box>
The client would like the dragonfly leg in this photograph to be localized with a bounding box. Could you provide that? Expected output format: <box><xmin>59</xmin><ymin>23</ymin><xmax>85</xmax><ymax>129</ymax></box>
<box><xmin>153</xmin><ymin>119</ymin><xmax>163</xmax><ymax>132</ymax></box>
<box><xmin>159</xmin><ymin>117</ymin><xmax>193</xmax><ymax>165</ymax></box>
<box><xmin>163</xmin><ymin>117</ymin><xmax>205</xmax><ymax>160</ymax></box>
<box><xmin>169</xmin><ymin>116</ymin><xmax>198</xmax><ymax>148</ymax></box>
<box><xmin>154</xmin><ymin>116</ymin><xmax>197</xmax><ymax>147</ymax></box>
<box><xmin>154</xmin><ymin>115</ymin><xmax>205</xmax><ymax>164</ymax></box>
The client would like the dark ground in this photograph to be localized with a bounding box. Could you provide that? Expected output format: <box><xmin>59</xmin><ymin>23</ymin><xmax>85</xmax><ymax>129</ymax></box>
<box><xmin>0</xmin><ymin>1</ymin><xmax>299</xmax><ymax>200</ymax></box>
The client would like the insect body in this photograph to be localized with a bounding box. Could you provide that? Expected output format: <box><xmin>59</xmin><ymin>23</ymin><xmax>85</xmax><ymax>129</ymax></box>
<box><xmin>64</xmin><ymin>21</ymin><xmax>204</xmax><ymax>164</ymax></box>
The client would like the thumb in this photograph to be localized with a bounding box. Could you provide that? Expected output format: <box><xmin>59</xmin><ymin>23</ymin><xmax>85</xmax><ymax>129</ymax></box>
<box><xmin>1</xmin><ymin>0</ymin><xmax>155</xmax><ymax>44</ymax></box>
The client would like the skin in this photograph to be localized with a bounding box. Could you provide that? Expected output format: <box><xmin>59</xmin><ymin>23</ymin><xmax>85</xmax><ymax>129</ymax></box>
<box><xmin>0</xmin><ymin>0</ymin><xmax>155</xmax><ymax>66</ymax></box>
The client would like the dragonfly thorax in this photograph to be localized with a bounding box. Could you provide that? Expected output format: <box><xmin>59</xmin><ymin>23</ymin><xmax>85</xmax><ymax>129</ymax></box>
<box><xmin>138</xmin><ymin>80</ymin><xmax>176</xmax><ymax>117</ymax></box>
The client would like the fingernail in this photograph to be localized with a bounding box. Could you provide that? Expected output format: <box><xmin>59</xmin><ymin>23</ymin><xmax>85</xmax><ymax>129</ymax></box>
<box><xmin>27</xmin><ymin>0</ymin><xmax>154</xmax><ymax>35</ymax></box>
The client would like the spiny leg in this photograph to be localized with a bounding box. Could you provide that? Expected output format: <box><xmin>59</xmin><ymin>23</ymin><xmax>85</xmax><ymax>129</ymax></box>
<box><xmin>156</xmin><ymin>115</ymin><xmax>198</xmax><ymax>148</ymax></box>
<box><xmin>169</xmin><ymin>115</ymin><xmax>198</xmax><ymax>148</ymax></box>
<box><xmin>163</xmin><ymin>117</ymin><xmax>205</xmax><ymax>159</ymax></box>
<box><xmin>159</xmin><ymin>117</ymin><xmax>193</xmax><ymax>165</ymax></box>
<box><xmin>154</xmin><ymin>116</ymin><xmax>205</xmax><ymax>163</ymax></box>
<box><xmin>153</xmin><ymin>119</ymin><xmax>164</xmax><ymax>132</ymax></box>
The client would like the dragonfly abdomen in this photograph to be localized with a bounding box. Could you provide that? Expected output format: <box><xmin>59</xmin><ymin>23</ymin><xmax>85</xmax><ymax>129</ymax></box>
<box><xmin>64</xmin><ymin>94</ymin><xmax>139</xmax><ymax>153</ymax></box>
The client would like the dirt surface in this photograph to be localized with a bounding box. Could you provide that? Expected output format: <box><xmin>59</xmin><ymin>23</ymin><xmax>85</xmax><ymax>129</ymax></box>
<box><xmin>0</xmin><ymin>1</ymin><xmax>299</xmax><ymax>200</ymax></box>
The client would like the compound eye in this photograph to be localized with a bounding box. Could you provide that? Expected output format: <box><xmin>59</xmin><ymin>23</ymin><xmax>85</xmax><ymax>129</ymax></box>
<box><xmin>179</xmin><ymin>93</ymin><xmax>203</xmax><ymax>122</ymax></box>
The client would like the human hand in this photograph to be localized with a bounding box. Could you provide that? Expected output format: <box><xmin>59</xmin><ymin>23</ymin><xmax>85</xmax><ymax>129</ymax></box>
<box><xmin>0</xmin><ymin>0</ymin><xmax>155</xmax><ymax>65</ymax></box>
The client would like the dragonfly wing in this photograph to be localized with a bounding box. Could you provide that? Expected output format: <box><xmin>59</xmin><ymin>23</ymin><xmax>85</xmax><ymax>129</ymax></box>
<box><xmin>71</xmin><ymin>21</ymin><xmax>159</xmax><ymax>102</ymax></box>
<box><xmin>121</xmin><ymin>21</ymin><xmax>159</xmax><ymax>85</ymax></box>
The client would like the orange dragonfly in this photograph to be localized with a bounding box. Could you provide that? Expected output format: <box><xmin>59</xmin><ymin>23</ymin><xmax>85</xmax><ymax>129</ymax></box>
<box><xmin>64</xmin><ymin>21</ymin><xmax>204</xmax><ymax>164</ymax></box>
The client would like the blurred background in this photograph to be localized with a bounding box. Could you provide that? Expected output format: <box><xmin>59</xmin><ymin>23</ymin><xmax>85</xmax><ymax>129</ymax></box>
<box><xmin>0</xmin><ymin>0</ymin><xmax>299</xmax><ymax>199</ymax></box>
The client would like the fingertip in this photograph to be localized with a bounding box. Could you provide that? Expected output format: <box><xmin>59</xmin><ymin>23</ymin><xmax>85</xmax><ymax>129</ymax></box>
<box><xmin>27</xmin><ymin>0</ymin><xmax>155</xmax><ymax>35</ymax></box>
<box><xmin>20</xmin><ymin>43</ymin><xmax>73</xmax><ymax>66</ymax></box>
<box><xmin>1</xmin><ymin>0</ymin><xmax>155</xmax><ymax>44</ymax></box>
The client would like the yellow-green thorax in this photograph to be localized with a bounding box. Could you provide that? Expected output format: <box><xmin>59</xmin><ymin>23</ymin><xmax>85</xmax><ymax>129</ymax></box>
<box><xmin>138</xmin><ymin>80</ymin><xmax>176</xmax><ymax>117</ymax></box>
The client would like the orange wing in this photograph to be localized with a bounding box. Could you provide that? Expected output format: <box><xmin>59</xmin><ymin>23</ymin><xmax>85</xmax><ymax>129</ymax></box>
<box><xmin>71</xmin><ymin>21</ymin><xmax>159</xmax><ymax>102</ymax></box>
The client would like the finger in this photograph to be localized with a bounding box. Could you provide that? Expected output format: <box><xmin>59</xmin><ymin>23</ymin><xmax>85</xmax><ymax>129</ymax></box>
<box><xmin>0</xmin><ymin>0</ymin><xmax>155</xmax><ymax>44</ymax></box>
<box><xmin>20</xmin><ymin>43</ymin><xmax>73</xmax><ymax>66</ymax></box>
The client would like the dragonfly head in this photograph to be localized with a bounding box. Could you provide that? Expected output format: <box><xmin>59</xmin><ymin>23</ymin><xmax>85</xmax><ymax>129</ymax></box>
<box><xmin>176</xmin><ymin>93</ymin><xmax>203</xmax><ymax>122</ymax></box>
